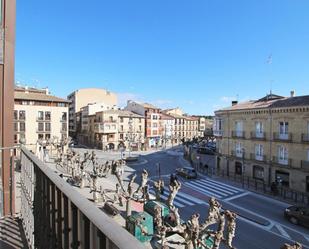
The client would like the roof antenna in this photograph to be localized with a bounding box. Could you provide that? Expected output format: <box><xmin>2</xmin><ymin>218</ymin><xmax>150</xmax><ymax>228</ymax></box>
<box><xmin>266</xmin><ymin>53</ymin><xmax>273</xmax><ymax>96</ymax></box>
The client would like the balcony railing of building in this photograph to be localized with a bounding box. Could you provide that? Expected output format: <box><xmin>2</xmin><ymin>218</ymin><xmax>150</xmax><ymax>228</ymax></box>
<box><xmin>36</xmin><ymin>128</ymin><xmax>51</xmax><ymax>133</ymax></box>
<box><xmin>231</xmin><ymin>131</ymin><xmax>245</xmax><ymax>139</ymax></box>
<box><xmin>272</xmin><ymin>156</ymin><xmax>292</xmax><ymax>167</ymax></box>
<box><xmin>250</xmin><ymin>131</ymin><xmax>266</xmax><ymax>140</ymax></box>
<box><xmin>301</xmin><ymin>160</ymin><xmax>309</xmax><ymax>172</ymax></box>
<box><xmin>19</xmin><ymin>146</ymin><xmax>144</xmax><ymax>249</ymax></box>
<box><xmin>301</xmin><ymin>134</ymin><xmax>309</xmax><ymax>143</ymax></box>
<box><xmin>213</xmin><ymin>130</ymin><xmax>223</xmax><ymax>136</ymax></box>
<box><xmin>250</xmin><ymin>153</ymin><xmax>267</xmax><ymax>162</ymax></box>
<box><xmin>231</xmin><ymin>150</ymin><xmax>245</xmax><ymax>159</ymax></box>
<box><xmin>273</xmin><ymin>132</ymin><xmax>292</xmax><ymax>142</ymax></box>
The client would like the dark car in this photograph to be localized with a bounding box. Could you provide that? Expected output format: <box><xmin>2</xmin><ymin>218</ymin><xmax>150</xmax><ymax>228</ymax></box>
<box><xmin>197</xmin><ymin>147</ymin><xmax>215</xmax><ymax>155</ymax></box>
<box><xmin>175</xmin><ymin>167</ymin><xmax>197</xmax><ymax>179</ymax></box>
<box><xmin>284</xmin><ymin>206</ymin><xmax>309</xmax><ymax>227</ymax></box>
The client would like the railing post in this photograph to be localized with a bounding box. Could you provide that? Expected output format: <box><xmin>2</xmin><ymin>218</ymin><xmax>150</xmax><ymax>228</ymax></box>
<box><xmin>57</xmin><ymin>189</ymin><xmax>63</xmax><ymax>249</ymax></box>
<box><xmin>71</xmin><ymin>204</ymin><xmax>80</xmax><ymax>249</ymax></box>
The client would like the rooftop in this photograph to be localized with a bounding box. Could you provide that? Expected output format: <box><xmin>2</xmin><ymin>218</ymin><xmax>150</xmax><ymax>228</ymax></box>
<box><xmin>99</xmin><ymin>109</ymin><xmax>144</xmax><ymax>118</ymax></box>
<box><xmin>15</xmin><ymin>91</ymin><xmax>70</xmax><ymax>103</ymax></box>
<box><xmin>215</xmin><ymin>93</ymin><xmax>309</xmax><ymax>112</ymax></box>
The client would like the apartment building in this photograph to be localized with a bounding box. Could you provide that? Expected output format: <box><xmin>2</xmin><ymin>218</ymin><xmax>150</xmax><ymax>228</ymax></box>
<box><xmin>161</xmin><ymin>113</ymin><xmax>175</xmax><ymax>147</ymax></box>
<box><xmin>90</xmin><ymin>110</ymin><xmax>145</xmax><ymax>150</ymax></box>
<box><xmin>125</xmin><ymin>100</ymin><xmax>162</xmax><ymax>148</ymax></box>
<box><xmin>67</xmin><ymin>88</ymin><xmax>117</xmax><ymax>138</ymax></box>
<box><xmin>192</xmin><ymin>115</ymin><xmax>214</xmax><ymax>137</ymax></box>
<box><xmin>14</xmin><ymin>86</ymin><xmax>69</xmax><ymax>145</ymax></box>
<box><xmin>78</xmin><ymin>102</ymin><xmax>115</xmax><ymax>145</ymax></box>
<box><xmin>214</xmin><ymin>93</ymin><xmax>309</xmax><ymax>193</ymax></box>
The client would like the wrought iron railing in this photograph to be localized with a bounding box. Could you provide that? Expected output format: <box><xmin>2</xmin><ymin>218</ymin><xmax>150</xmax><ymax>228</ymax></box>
<box><xmin>19</xmin><ymin>146</ymin><xmax>145</xmax><ymax>249</ymax></box>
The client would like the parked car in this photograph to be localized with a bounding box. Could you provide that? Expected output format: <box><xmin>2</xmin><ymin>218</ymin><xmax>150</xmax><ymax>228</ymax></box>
<box><xmin>175</xmin><ymin>167</ymin><xmax>197</xmax><ymax>179</ymax></box>
<box><xmin>284</xmin><ymin>206</ymin><xmax>309</xmax><ymax>227</ymax></box>
<box><xmin>197</xmin><ymin>147</ymin><xmax>215</xmax><ymax>155</ymax></box>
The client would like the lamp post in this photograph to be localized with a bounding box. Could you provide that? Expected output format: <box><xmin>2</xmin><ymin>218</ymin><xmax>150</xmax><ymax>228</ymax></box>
<box><xmin>242</xmin><ymin>148</ymin><xmax>245</xmax><ymax>187</ymax></box>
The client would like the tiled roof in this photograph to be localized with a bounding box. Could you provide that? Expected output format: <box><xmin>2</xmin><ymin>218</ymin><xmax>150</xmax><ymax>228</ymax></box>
<box><xmin>15</xmin><ymin>91</ymin><xmax>70</xmax><ymax>103</ymax></box>
<box><xmin>102</xmin><ymin>109</ymin><xmax>144</xmax><ymax>118</ymax></box>
<box><xmin>216</xmin><ymin>94</ymin><xmax>309</xmax><ymax>112</ymax></box>
<box><xmin>142</xmin><ymin>102</ymin><xmax>160</xmax><ymax>109</ymax></box>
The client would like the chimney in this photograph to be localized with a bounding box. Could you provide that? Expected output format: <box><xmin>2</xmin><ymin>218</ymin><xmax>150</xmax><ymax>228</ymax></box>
<box><xmin>232</xmin><ymin>100</ymin><xmax>238</xmax><ymax>106</ymax></box>
<box><xmin>290</xmin><ymin>90</ymin><xmax>295</xmax><ymax>98</ymax></box>
<box><xmin>45</xmin><ymin>87</ymin><xmax>49</xmax><ymax>95</ymax></box>
<box><xmin>25</xmin><ymin>85</ymin><xmax>29</xmax><ymax>93</ymax></box>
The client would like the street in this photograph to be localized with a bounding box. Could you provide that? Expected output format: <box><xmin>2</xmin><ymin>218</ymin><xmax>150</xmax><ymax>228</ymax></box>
<box><xmin>74</xmin><ymin>146</ymin><xmax>309</xmax><ymax>249</ymax></box>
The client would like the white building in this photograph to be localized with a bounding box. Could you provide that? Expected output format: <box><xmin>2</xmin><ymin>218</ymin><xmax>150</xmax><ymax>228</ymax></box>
<box><xmin>14</xmin><ymin>86</ymin><xmax>69</xmax><ymax>146</ymax></box>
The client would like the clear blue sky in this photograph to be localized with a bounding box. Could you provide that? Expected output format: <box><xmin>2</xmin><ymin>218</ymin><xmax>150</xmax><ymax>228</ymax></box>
<box><xmin>16</xmin><ymin>0</ymin><xmax>309</xmax><ymax>115</ymax></box>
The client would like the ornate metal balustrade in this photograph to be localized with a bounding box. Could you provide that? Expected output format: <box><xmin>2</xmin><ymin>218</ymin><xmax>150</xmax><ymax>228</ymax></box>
<box><xmin>19</xmin><ymin>146</ymin><xmax>145</xmax><ymax>249</ymax></box>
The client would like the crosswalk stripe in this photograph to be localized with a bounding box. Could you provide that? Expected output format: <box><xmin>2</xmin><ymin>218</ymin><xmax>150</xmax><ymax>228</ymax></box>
<box><xmin>195</xmin><ymin>179</ymin><xmax>237</xmax><ymax>195</ymax></box>
<box><xmin>275</xmin><ymin>224</ymin><xmax>291</xmax><ymax>239</ymax></box>
<box><xmin>176</xmin><ymin>190</ymin><xmax>205</xmax><ymax>204</ymax></box>
<box><xmin>185</xmin><ymin>182</ymin><xmax>224</xmax><ymax>198</ymax></box>
<box><xmin>161</xmin><ymin>187</ymin><xmax>194</xmax><ymax>206</ymax></box>
<box><xmin>204</xmin><ymin>178</ymin><xmax>244</xmax><ymax>192</ymax></box>
<box><xmin>198</xmin><ymin>179</ymin><xmax>240</xmax><ymax>194</ymax></box>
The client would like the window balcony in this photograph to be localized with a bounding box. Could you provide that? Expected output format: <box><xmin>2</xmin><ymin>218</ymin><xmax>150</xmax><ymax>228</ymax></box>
<box><xmin>273</xmin><ymin>132</ymin><xmax>292</xmax><ymax>142</ymax></box>
<box><xmin>231</xmin><ymin>150</ymin><xmax>245</xmax><ymax>159</ymax></box>
<box><xmin>250</xmin><ymin>153</ymin><xmax>267</xmax><ymax>162</ymax></box>
<box><xmin>94</xmin><ymin>123</ymin><xmax>118</xmax><ymax>133</ymax></box>
<box><xmin>301</xmin><ymin>160</ymin><xmax>309</xmax><ymax>172</ymax></box>
<box><xmin>273</xmin><ymin>156</ymin><xmax>292</xmax><ymax>166</ymax></box>
<box><xmin>301</xmin><ymin>134</ymin><xmax>309</xmax><ymax>143</ymax></box>
<box><xmin>18</xmin><ymin>147</ymin><xmax>144</xmax><ymax>249</ymax></box>
<box><xmin>231</xmin><ymin>131</ymin><xmax>245</xmax><ymax>139</ymax></box>
<box><xmin>250</xmin><ymin>131</ymin><xmax>266</xmax><ymax>140</ymax></box>
<box><xmin>213</xmin><ymin>130</ymin><xmax>223</xmax><ymax>137</ymax></box>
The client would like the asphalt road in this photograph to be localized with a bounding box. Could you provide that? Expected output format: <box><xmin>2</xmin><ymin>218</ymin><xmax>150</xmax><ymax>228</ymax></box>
<box><xmin>74</xmin><ymin>146</ymin><xmax>309</xmax><ymax>249</ymax></box>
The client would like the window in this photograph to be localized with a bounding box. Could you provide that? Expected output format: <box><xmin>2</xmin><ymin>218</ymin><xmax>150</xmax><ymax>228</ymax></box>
<box><xmin>235</xmin><ymin>142</ymin><xmax>243</xmax><ymax>157</ymax></box>
<box><xmin>62</xmin><ymin>123</ymin><xmax>67</xmax><ymax>131</ymax></box>
<box><xmin>255</xmin><ymin>144</ymin><xmax>264</xmax><ymax>161</ymax></box>
<box><xmin>19</xmin><ymin>122</ymin><xmax>25</xmax><ymax>132</ymax></box>
<box><xmin>14</xmin><ymin>110</ymin><xmax>18</xmax><ymax>120</ymax></box>
<box><xmin>153</xmin><ymin>123</ymin><xmax>158</xmax><ymax>128</ymax></box>
<box><xmin>139</xmin><ymin>118</ymin><xmax>142</xmax><ymax>123</ymax></box>
<box><xmin>38</xmin><ymin>123</ymin><xmax>44</xmax><ymax>132</ymax></box>
<box><xmin>235</xmin><ymin>161</ymin><xmax>243</xmax><ymax>175</ymax></box>
<box><xmin>255</xmin><ymin>122</ymin><xmax>264</xmax><ymax>136</ymax></box>
<box><xmin>152</xmin><ymin>115</ymin><xmax>158</xmax><ymax>120</ymax></box>
<box><xmin>120</xmin><ymin>134</ymin><xmax>124</xmax><ymax>140</ymax></box>
<box><xmin>112</xmin><ymin>125</ymin><xmax>116</xmax><ymax>129</ymax></box>
<box><xmin>235</xmin><ymin>121</ymin><xmax>243</xmax><ymax>136</ymax></box>
<box><xmin>38</xmin><ymin>134</ymin><xmax>44</xmax><ymax>139</ymax></box>
<box><xmin>120</xmin><ymin>117</ymin><xmax>124</xmax><ymax>123</ymax></box>
<box><xmin>139</xmin><ymin>125</ymin><xmax>142</xmax><ymax>131</ymax></box>
<box><xmin>14</xmin><ymin>134</ymin><xmax>18</xmax><ymax>143</ymax></box>
<box><xmin>57</xmin><ymin>103</ymin><xmax>65</xmax><ymax>107</ymax></box>
<box><xmin>109</xmin><ymin>116</ymin><xmax>113</xmax><ymax>122</ymax></box>
<box><xmin>120</xmin><ymin>125</ymin><xmax>124</xmax><ymax>131</ymax></box>
<box><xmin>19</xmin><ymin>110</ymin><xmax>26</xmax><ymax>120</ymax></box>
<box><xmin>62</xmin><ymin>112</ymin><xmax>67</xmax><ymax>121</ymax></box>
<box><xmin>45</xmin><ymin>134</ymin><xmax>51</xmax><ymax>140</ymax></box>
<box><xmin>45</xmin><ymin>123</ymin><xmax>51</xmax><ymax>132</ymax></box>
<box><xmin>14</xmin><ymin>123</ymin><xmax>18</xmax><ymax>132</ymax></box>
<box><xmin>278</xmin><ymin>145</ymin><xmax>288</xmax><ymax>165</ymax></box>
<box><xmin>45</xmin><ymin>111</ymin><xmax>51</xmax><ymax>120</ymax></box>
<box><xmin>38</xmin><ymin>111</ymin><xmax>44</xmax><ymax>120</ymax></box>
<box><xmin>279</xmin><ymin>121</ymin><xmax>288</xmax><ymax>134</ymax></box>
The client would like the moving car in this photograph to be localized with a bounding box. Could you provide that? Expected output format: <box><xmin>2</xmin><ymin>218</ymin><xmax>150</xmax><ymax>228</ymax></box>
<box><xmin>175</xmin><ymin>167</ymin><xmax>197</xmax><ymax>179</ymax></box>
<box><xmin>284</xmin><ymin>206</ymin><xmax>309</xmax><ymax>227</ymax></box>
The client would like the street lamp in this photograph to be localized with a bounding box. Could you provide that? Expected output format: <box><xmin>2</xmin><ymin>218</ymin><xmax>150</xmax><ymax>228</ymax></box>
<box><xmin>241</xmin><ymin>148</ymin><xmax>245</xmax><ymax>187</ymax></box>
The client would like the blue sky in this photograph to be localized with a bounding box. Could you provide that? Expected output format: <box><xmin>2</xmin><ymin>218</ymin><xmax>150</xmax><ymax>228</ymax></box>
<box><xmin>16</xmin><ymin>0</ymin><xmax>309</xmax><ymax>115</ymax></box>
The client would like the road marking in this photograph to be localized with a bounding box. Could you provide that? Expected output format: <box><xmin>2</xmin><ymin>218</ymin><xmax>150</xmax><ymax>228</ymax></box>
<box><xmin>149</xmin><ymin>190</ymin><xmax>185</xmax><ymax>208</ymax></box>
<box><xmin>204</xmin><ymin>178</ymin><xmax>244</xmax><ymax>192</ymax></box>
<box><xmin>304</xmin><ymin>235</ymin><xmax>309</xmax><ymax>243</ymax></box>
<box><xmin>275</xmin><ymin>224</ymin><xmax>291</xmax><ymax>239</ymax></box>
<box><xmin>185</xmin><ymin>182</ymin><xmax>224</xmax><ymax>198</ymax></box>
<box><xmin>224</xmin><ymin>192</ymin><xmax>250</xmax><ymax>201</ymax></box>
<box><xmin>197</xmin><ymin>179</ymin><xmax>238</xmax><ymax>195</ymax></box>
<box><xmin>176</xmin><ymin>190</ymin><xmax>205</xmax><ymax>204</ymax></box>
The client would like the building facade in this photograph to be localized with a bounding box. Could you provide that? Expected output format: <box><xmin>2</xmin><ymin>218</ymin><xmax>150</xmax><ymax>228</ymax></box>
<box><xmin>161</xmin><ymin>113</ymin><xmax>175</xmax><ymax>147</ymax></box>
<box><xmin>125</xmin><ymin>100</ymin><xmax>162</xmax><ymax>148</ymax></box>
<box><xmin>14</xmin><ymin>86</ymin><xmax>69</xmax><ymax>145</ymax></box>
<box><xmin>214</xmin><ymin>93</ymin><xmax>309</xmax><ymax>193</ymax></box>
<box><xmin>67</xmin><ymin>88</ymin><xmax>117</xmax><ymax>138</ymax></box>
<box><xmin>90</xmin><ymin>110</ymin><xmax>145</xmax><ymax>151</ymax></box>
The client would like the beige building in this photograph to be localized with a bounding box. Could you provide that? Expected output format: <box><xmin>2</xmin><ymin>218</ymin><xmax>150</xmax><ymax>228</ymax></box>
<box><xmin>67</xmin><ymin>88</ymin><xmax>118</xmax><ymax>137</ymax></box>
<box><xmin>164</xmin><ymin>108</ymin><xmax>199</xmax><ymax>143</ymax></box>
<box><xmin>14</xmin><ymin>86</ymin><xmax>69</xmax><ymax>145</ymax></box>
<box><xmin>214</xmin><ymin>93</ymin><xmax>309</xmax><ymax>193</ymax></box>
<box><xmin>88</xmin><ymin>110</ymin><xmax>145</xmax><ymax>151</ymax></box>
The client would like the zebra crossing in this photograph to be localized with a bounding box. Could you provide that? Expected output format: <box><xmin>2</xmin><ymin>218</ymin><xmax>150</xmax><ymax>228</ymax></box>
<box><xmin>149</xmin><ymin>187</ymin><xmax>205</xmax><ymax>208</ymax></box>
<box><xmin>184</xmin><ymin>178</ymin><xmax>245</xmax><ymax>200</ymax></box>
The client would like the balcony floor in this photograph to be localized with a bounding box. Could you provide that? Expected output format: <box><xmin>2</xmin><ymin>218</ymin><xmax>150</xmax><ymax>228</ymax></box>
<box><xmin>0</xmin><ymin>216</ymin><xmax>28</xmax><ymax>249</ymax></box>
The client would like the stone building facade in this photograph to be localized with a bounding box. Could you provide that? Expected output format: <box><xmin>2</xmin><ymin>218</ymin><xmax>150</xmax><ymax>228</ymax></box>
<box><xmin>214</xmin><ymin>93</ymin><xmax>309</xmax><ymax>193</ymax></box>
